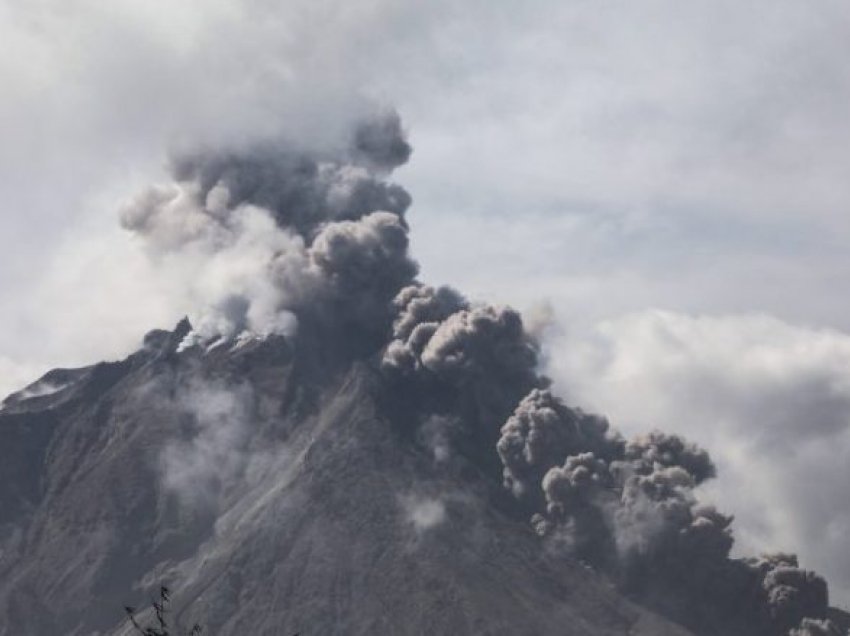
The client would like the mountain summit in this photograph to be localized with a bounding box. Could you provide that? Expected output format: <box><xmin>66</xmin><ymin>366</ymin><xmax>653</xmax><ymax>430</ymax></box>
<box><xmin>0</xmin><ymin>320</ymin><xmax>688</xmax><ymax>636</ymax></box>
<box><xmin>0</xmin><ymin>113</ymin><xmax>844</xmax><ymax>636</ymax></box>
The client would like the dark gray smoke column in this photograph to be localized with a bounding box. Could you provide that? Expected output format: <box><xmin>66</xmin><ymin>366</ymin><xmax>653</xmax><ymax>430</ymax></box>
<box><xmin>120</xmin><ymin>112</ymin><xmax>418</xmax><ymax>350</ymax></box>
<box><xmin>496</xmin><ymin>388</ymin><xmax>621</xmax><ymax>502</ymax></box>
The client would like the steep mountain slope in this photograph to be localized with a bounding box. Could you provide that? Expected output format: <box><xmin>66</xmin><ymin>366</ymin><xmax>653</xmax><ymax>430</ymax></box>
<box><xmin>1</xmin><ymin>321</ymin><xmax>692</xmax><ymax>636</ymax></box>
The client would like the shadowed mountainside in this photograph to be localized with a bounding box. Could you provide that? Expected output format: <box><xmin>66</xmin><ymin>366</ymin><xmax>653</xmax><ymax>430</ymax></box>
<box><xmin>1</xmin><ymin>320</ymin><xmax>694</xmax><ymax>636</ymax></box>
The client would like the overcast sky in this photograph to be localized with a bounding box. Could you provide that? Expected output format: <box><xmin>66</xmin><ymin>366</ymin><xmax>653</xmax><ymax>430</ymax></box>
<box><xmin>3</xmin><ymin>0</ymin><xmax>850</xmax><ymax>606</ymax></box>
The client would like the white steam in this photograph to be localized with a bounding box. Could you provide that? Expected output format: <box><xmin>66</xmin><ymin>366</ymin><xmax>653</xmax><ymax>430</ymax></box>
<box><xmin>401</xmin><ymin>495</ymin><xmax>448</xmax><ymax>532</ymax></box>
<box><xmin>160</xmin><ymin>379</ymin><xmax>256</xmax><ymax>509</ymax></box>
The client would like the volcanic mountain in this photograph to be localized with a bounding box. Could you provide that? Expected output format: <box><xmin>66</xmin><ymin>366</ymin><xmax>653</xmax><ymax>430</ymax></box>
<box><xmin>0</xmin><ymin>113</ymin><xmax>845</xmax><ymax>636</ymax></box>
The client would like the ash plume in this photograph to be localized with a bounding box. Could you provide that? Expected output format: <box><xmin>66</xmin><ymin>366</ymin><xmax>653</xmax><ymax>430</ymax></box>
<box><xmin>622</xmin><ymin>431</ymin><xmax>716</xmax><ymax>485</ymax></box>
<box><xmin>382</xmin><ymin>288</ymin><xmax>545</xmax><ymax>458</ymax></box>
<box><xmin>112</xmin><ymin>110</ymin><xmax>842</xmax><ymax>636</ymax></box>
<box><xmin>383</xmin><ymin>286</ymin><xmax>540</xmax><ymax>392</ymax></box>
<box><xmin>121</xmin><ymin>111</ymin><xmax>417</xmax><ymax>350</ymax></box>
<box><xmin>495</xmin><ymin>387</ymin><xmax>835</xmax><ymax>634</ymax></box>
<box><xmin>496</xmin><ymin>388</ymin><xmax>620</xmax><ymax>501</ymax></box>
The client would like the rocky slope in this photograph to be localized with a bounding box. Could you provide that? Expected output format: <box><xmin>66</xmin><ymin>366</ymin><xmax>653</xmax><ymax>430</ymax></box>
<box><xmin>0</xmin><ymin>321</ymin><xmax>695</xmax><ymax>636</ymax></box>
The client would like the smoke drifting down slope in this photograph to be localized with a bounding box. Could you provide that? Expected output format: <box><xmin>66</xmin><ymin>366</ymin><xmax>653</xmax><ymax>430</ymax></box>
<box><xmin>0</xmin><ymin>111</ymin><xmax>844</xmax><ymax>635</ymax></box>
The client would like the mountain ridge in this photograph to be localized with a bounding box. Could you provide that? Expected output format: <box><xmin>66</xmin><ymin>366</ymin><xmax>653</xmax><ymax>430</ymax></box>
<box><xmin>2</xmin><ymin>321</ymin><xmax>697</xmax><ymax>636</ymax></box>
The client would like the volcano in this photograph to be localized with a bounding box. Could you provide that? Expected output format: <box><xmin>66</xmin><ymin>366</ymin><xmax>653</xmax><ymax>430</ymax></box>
<box><xmin>0</xmin><ymin>113</ymin><xmax>845</xmax><ymax>636</ymax></box>
<box><xmin>0</xmin><ymin>319</ymin><xmax>692</xmax><ymax>635</ymax></box>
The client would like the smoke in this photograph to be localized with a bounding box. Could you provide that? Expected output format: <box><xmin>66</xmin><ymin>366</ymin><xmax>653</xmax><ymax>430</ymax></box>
<box><xmin>791</xmin><ymin>618</ymin><xmax>844</xmax><ymax>635</ymax></box>
<box><xmin>622</xmin><ymin>432</ymin><xmax>716</xmax><ymax>485</ymax></box>
<box><xmin>549</xmin><ymin>310</ymin><xmax>850</xmax><ymax>606</ymax></box>
<box><xmin>0</xmin><ymin>357</ymin><xmax>49</xmax><ymax>404</ymax></box>
<box><xmin>496</xmin><ymin>388</ymin><xmax>620</xmax><ymax>501</ymax></box>
<box><xmin>418</xmin><ymin>306</ymin><xmax>537</xmax><ymax>385</ymax></box>
<box><xmin>122</xmin><ymin>112</ymin><xmax>418</xmax><ymax>350</ymax></box>
<box><xmin>390</xmin><ymin>285</ymin><xmax>467</xmax><ymax>345</ymax></box>
<box><xmin>492</xmin><ymin>384</ymin><xmax>835</xmax><ymax>634</ymax></box>
<box><xmin>382</xmin><ymin>285</ymin><xmax>545</xmax><ymax>459</ymax></box>
<box><xmin>8</xmin><ymin>379</ymin><xmax>68</xmax><ymax>402</ymax></box>
<box><xmin>160</xmin><ymin>379</ymin><xmax>257</xmax><ymax>509</ymax></box>
<box><xmin>309</xmin><ymin>210</ymin><xmax>417</xmax><ymax>327</ymax></box>
<box><xmin>400</xmin><ymin>495</ymin><xmax>448</xmax><ymax>532</ymax></box>
<box><xmin>163</xmin><ymin>111</ymin><xmax>411</xmax><ymax>235</ymax></box>
<box><xmin>116</xmin><ymin>111</ymin><xmax>840</xmax><ymax>635</ymax></box>
<box><xmin>382</xmin><ymin>284</ymin><xmax>540</xmax><ymax>388</ymax></box>
<box><xmin>416</xmin><ymin>414</ymin><xmax>462</xmax><ymax>464</ymax></box>
<box><xmin>382</xmin><ymin>284</ymin><xmax>466</xmax><ymax>373</ymax></box>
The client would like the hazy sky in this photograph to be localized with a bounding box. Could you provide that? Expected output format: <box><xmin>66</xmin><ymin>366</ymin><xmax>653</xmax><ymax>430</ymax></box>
<box><xmin>3</xmin><ymin>0</ymin><xmax>850</xmax><ymax>605</ymax></box>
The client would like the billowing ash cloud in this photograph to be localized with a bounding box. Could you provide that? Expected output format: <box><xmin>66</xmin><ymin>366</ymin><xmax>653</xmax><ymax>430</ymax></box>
<box><xmin>117</xmin><ymin>111</ymin><xmax>840</xmax><ymax>635</ymax></box>
<box><xmin>390</xmin><ymin>285</ymin><xmax>468</xmax><ymax>345</ymax></box>
<box><xmin>310</xmin><ymin>210</ymin><xmax>417</xmax><ymax>325</ymax></box>
<box><xmin>491</xmin><ymin>384</ymin><xmax>836</xmax><ymax>634</ymax></box>
<box><xmin>496</xmin><ymin>389</ymin><xmax>620</xmax><ymax>500</ymax></box>
<box><xmin>418</xmin><ymin>306</ymin><xmax>537</xmax><ymax>383</ymax></box>
<box><xmin>384</xmin><ymin>285</ymin><xmax>542</xmax><ymax>379</ymax></box>
<box><xmin>382</xmin><ymin>284</ymin><xmax>467</xmax><ymax>372</ymax></box>
<box><xmin>121</xmin><ymin>112</ymin><xmax>417</xmax><ymax>349</ymax></box>
<box><xmin>741</xmin><ymin>554</ymin><xmax>834</xmax><ymax>635</ymax></box>
<box><xmin>622</xmin><ymin>431</ymin><xmax>715</xmax><ymax>485</ymax></box>
<box><xmin>350</xmin><ymin>111</ymin><xmax>413</xmax><ymax>172</ymax></box>
<box><xmin>382</xmin><ymin>286</ymin><xmax>543</xmax><ymax>436</ymax></box>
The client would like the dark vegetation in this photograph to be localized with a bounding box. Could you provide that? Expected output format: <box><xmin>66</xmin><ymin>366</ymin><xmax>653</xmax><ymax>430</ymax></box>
<box><xmin>124</xmin><ymin>587</ymin><xmax>201</xmax><ymax>636</ymax></box>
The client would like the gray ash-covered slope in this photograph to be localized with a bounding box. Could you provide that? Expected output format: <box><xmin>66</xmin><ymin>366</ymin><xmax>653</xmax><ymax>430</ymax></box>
<box><xmin>0</xmin><ymin>111</ymin><xmax>845</xmax><ymax>636</ymax></box>
<box><xmin>0</xmin><ymin>322</ymin><xmax>689</xmax><ymax>636</ymax></box>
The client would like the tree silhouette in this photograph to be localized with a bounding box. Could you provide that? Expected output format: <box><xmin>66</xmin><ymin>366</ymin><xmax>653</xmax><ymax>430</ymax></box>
<box><xmin>124</xmin><ymin>586</ymin><xmax>201</xmax><ymax>636</ymax></box>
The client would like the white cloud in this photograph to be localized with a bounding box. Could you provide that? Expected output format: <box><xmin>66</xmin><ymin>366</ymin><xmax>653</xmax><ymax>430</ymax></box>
<box><xmin>547</xmin><ymin>309</ymin><xmax>850</xmax><ymax>605</ymax></box>
<box><xmin>0</xmin><ymin>357</ymin><xmax>47</xmax><ymax>403</ymax></box>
